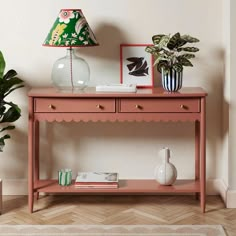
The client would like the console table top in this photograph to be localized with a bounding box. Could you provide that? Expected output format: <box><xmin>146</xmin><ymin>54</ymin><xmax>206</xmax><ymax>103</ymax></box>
<box><xmin>28</xmin><ymin>87</ymin><xmax>207</xmax><ymax>98</ymax></box>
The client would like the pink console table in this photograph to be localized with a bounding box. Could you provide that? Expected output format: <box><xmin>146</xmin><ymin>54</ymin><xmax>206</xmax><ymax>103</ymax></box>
<box><xmin>28</xmin><ymin>87</ymin><xmax>207</xmax><ymax>213</ymax></box>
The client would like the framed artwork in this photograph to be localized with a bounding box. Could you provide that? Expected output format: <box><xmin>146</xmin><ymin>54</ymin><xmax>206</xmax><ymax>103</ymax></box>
<box><xmin>120</xmin><ymin>44</ymin><xmax>154</xmax><ymax>88</ymax></box>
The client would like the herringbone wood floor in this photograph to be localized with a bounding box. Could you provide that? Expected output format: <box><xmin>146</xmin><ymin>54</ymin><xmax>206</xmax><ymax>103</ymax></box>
<box><xmin>0</xmin><ymin>195</ymin><xmax>235</xmax><ymax>235</ymax></box>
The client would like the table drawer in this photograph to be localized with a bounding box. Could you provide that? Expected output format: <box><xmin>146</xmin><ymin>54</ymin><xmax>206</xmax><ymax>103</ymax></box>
<box><xmin>34</xmin><ymin>98</ymin><xmax>116</xmax><ymax>113</ymax></box>
<box><xmin>119</xmin><ymin>98</ymin><xmax>200</xmax><ymax>113</ymax></box>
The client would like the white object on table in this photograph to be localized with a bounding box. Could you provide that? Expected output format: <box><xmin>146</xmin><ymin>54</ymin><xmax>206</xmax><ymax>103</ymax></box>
<box><xmin>96</xmin><ymin>84</ymin><xmax>137</xmax><ymax>93</ymax></box>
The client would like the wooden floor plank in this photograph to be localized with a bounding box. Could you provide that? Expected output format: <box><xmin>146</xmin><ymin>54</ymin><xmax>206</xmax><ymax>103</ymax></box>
<box><xmin>0</xmin><ymin>195</ymin><xmax>234</xmax><ymax>235</ymax></box>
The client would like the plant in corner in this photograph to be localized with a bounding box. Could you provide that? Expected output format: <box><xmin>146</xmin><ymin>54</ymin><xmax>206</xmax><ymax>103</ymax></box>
<box><xmin>0</xmin><ymin>51</ymin><xmax>24</xmax><ymax>152</ymax></box>
<box><xmin>145</xmin><ymin>32</ymin><xmax>200</xmax><ymax>92</ymax></box>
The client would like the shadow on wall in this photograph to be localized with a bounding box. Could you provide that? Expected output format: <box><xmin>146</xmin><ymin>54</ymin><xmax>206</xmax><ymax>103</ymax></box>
<box><xmin>76</xmin><ymin>22</ymin><xmax>161</xmax><ymax>86</ymax></box>
<box><xmin>199</xmin><ymin>47</ymin><xmax>226</xmax><ymax>178</ymax></box>
<box><xmin>75</xmin><ymin>22</ymin><xmax>128</xmax><ymax>62</ymax></box>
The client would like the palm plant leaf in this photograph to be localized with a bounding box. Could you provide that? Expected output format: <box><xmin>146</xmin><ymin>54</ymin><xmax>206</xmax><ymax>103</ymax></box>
<box><xmin>1</xmin><ymin>105</ymin><xmax>21</xmax><ymax>123</ymax></box>
<box><xmin>3</xmin><ymin>69</ymin><xmax>17</xmax><ymax>80</ymax></box>
<box><xmin>0</xmin><ymin>125</ymin><xmax>15</xmax><ymax>133</ymax></box>
<box><xmin>0</xmin><ymin>134</ymin><xmax>10</xmax><ymax>152</ymax></box>
<box><xmin>0</xmin><ymin>50</ymin><xmax>24</xmax><ymax>151</ymax></box>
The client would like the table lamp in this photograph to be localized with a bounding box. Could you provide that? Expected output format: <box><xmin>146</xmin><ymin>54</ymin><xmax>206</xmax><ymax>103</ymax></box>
<box><xmin>43</xmin><ymin>9</ymin><xmax>99</xmax><ymax>90</ymax></box>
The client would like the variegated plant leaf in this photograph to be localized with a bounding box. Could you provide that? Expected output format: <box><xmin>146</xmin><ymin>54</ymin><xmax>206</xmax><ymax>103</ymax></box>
<box><xmin>181</xmin><ymin>35</ymin><xmax>200</xmax><ymax>43</ymax></box>
<box><xmin>173</xmin><ymin>63</ymin><xmax>183</xmax><ymax>72</ymax></box>
<box><xmin>152</xmin><ymin>34</ymin><xmax>166</xmax><ymax>45</ymax></box>
<box><xmin>179</xmin><ymin>53</ymin><xmax>196</xmax><ymax>59</ymax></box>
<box><xmin>153</xmin><ymin>55</ymin><xmax>169</xmax><ymax>66</ymax></box>
<box><xmin>180</xmin><ymin>47</ymin><xmax>199</xmax><ymax>52</ymax></box>
<box><xmin>157</xmin><ymin>61</ymin><xmax>169</xmax><ymax>73</ymax></box>
<box><xmin>167</xmin><ymin>32</ymin><xmax>181</xmax><ymax>50</ymax></box>
<box><xmin>177</xmin><ymin>56</ymin><xmax>193</xmax><ymax>67</ymax></box>
<box><xmin>145</xmin><ymin>45</ymin><xmax>160</xmax><ymax>55</ymax></box>
<box><xmin>157</xmin><ymin>35</ymin><xmax>170</xmax><ymax>49</ymax></box>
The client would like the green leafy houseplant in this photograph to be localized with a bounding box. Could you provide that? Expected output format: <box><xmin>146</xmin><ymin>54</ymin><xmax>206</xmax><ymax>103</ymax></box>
<box><xmin>145</xmin><ymin>32</ymin><xmax>200</xmax><ymax>75</ymax></box>
<box><xmin>0</xmin><ymin>51</ymin><xmax>24</xmax><ymax>152</ymax></box>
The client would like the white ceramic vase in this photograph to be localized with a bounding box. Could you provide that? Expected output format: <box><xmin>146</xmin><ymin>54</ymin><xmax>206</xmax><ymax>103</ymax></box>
<box><xmin>154</xmin><ymin>147</ymin><xmax>177</xmax><ymax>185</ymax></box>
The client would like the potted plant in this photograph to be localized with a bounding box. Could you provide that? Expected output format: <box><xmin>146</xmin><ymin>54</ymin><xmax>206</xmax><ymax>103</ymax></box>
<box><xmin>0</xmin><ymin>51</ymin><xmax>24</xmax><ymax>152</ymax></box>
<box><xmin>145</xmin><ymin>32</ymin><xmax>200</xmax><ymax>92</ymax></box>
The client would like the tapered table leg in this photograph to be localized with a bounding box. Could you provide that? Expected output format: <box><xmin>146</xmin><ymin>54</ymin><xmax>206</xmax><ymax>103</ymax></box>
<box><xmin>34</xmin><ymin>121</ymin><xmax>39</xmax><ymax>200</ymax></box>
<box><xmin>28</xmin><ymin>97</ymin><xmax>34</xmax><ymax>213</ymax></box>
<box><xmin>200</xmin><ymin>98</ymin><xmax>206</xmax><ymax>213</ymax></box>
<box><xmin>195</xmin><ymin>120</ymin><xmax>200</xmax><ymax>200</ymax></box>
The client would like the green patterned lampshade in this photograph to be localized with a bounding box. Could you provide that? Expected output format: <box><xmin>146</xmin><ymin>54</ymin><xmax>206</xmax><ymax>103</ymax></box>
<box><xmin>43</xmin><ymin>9</ymin><xmax>98</xmax><ymax>47</ymax></box>
<box><xmin>43</xmin><ymin>9</ymin><xmax>98</xmax><ymax>90</ymax></box>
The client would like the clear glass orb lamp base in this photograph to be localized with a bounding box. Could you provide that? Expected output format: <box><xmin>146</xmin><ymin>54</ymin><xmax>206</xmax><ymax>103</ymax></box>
<box><xmin>52</xmin><ymin>48</ymin><xmax>90</xmax><ymax>90</ymax></box>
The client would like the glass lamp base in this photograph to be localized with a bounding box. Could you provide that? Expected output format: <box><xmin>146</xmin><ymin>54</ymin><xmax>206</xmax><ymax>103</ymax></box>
<box><xmin>52</xmin><ymin>49</ymin><xmax>90</xmax><ymax>90</ymax></box>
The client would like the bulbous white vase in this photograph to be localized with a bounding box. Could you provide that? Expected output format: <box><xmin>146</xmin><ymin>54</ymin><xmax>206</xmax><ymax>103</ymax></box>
<box><xmin>154</xmin><ymin>147</ymin><xmax>177</xmax><ymax>185</ymax></box>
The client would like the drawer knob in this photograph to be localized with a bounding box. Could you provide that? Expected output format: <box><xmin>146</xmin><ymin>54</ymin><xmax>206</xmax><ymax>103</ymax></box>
<box><xmin>180</xmin><ymin>104</ymin><xmax>188</xmax><ymax>110</ymax></box>
<box><xmin>96</xmin><ymin>104</ymin><xmax>103</xmax><ymax>109</ymax></box>
<box><xmin>135</xmin><ymin>104</ymin><xmax>142</xmax><ymax>109</ymax></box>
<box><xmin>48</xmin><ymin>104</ymin><xmax>56</xmax><ymax>110</ymax></box>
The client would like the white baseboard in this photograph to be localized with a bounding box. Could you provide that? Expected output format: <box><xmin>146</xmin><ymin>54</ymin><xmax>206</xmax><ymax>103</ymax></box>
<box><xmin>206</xmin><ymin>178</ymin><xmax>228</xmax><ymax>205</ymax></box>
<box><xmin>226</xmin><ymin>189</ymin><xmax>236</xmax><ymax>208</ymax></box>
<box><xmin>2</xmin><ymin>179</ymin><xmax>28</xmax><ymax>196</ymax></box>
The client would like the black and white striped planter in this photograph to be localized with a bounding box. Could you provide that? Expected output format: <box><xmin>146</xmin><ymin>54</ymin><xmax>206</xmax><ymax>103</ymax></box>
<box><xmin>161</xmin><ymin>69</ymin><xmax>183</xmax><ymax>92</ymax></box>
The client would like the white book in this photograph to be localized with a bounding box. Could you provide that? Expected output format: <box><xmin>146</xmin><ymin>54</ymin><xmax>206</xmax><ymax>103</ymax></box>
<box><xmin>75</xmin><ymin>172</ymin><xmax>119</xmax><ymax>183</ymax></box>
<box><xmin>96</xmin><ymin>84</ymin><xmax>137</xmax><ymax>93</ymax></box>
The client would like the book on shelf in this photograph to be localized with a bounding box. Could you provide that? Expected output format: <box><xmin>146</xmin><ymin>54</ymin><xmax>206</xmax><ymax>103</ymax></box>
<box><xmin>75</xmin><ymin>172</ymin><xmax>119</xmax><ymax>188</ymax></box>
<box><xmin>74</xmin><ymin>184</ymin><xmax>118</xmax><ymax>189</ymax></box>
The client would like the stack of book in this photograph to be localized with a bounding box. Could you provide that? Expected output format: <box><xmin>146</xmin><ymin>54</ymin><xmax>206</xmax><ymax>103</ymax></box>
<box><xmin>75</xmin><ymin>172</ymin><xmax>119</xmax><ymax>189</ymax></box>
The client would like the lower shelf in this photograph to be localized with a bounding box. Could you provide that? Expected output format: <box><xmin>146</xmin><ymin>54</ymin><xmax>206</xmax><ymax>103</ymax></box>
<box><xmin>34</xmin><ymin>179</ymin><xmax>200</xmax><ymax>194</ymax></box>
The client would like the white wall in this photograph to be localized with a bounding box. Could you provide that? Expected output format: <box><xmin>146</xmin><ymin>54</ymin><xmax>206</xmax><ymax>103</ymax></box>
<box><xmin>229</xmin><ymin>0</ymin><xmax>236</xmax><ymax>190</ymax></box>
<box><xmin>0</xmin><ymin>0</ymin><xmax>225</xmax><ymax>193</ymax></box>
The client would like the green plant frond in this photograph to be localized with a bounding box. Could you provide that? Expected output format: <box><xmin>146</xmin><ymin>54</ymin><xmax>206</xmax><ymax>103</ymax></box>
<box><xmin>6</xmin><ymin>102</ymin><xmax>21</xmax><ymax>113</ymax></box>
<box><xmin>4</xmin><ymin>84</ymin><xmax>24</xmax><ymax>98</ymax></box>
<box><xmin>0</xmin><ymin>51</ymin><xmax>6</xmax><ymax>79</ymax></box>
<box><xmin>181</xmin><ymin>35</ymin><xmax>200</xmax><ymax>43</ymax></box>
<box><xmin>0</xmin><ymin>106</ymin><xmax>21</xmax><ymax>123</ymax></box>
<box><xmin>152</xmin><ymin>34</ymin><xmax>166</xmax><ymax>45</ymax></box>
<box><xmin>181</xmin><ymin>47</ymin><xmax>199</xmax><ymax>52</ymax></box>
<box><xmin>0</xmin><ymin>125</ymin><xmax>15</xmax><ymax>133</ymax></box>
<box><xmin>3</xmin><ymin>69</ymin><xmax>17</xmax><ymax>80</ymax></box>
<box><xmin>0</xmin><ymin>77</ymin><xmax>24</xmax><ymax>97</ymax></box>
<box><xmin>0</xmin><ymin>106</ymin><xmax>6</xmax><ymax>114</ymax></box>
<box><xmin>0</xmin><ymin>134</ymin><xmax>11</xmax><ymax>152</ymax></box>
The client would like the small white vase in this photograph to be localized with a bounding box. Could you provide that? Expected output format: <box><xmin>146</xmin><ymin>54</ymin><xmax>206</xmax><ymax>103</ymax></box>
<box><xmin>154</xmin><ymin>148</ymin><xmax>177</xmax><ymax>185</ymax></box>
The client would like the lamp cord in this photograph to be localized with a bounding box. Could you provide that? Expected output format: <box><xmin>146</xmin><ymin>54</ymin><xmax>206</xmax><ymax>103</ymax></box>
<box><xmin>69</xmin><ymin>48</ymin><xmax>74</xmax><ymax>88</ymax></box>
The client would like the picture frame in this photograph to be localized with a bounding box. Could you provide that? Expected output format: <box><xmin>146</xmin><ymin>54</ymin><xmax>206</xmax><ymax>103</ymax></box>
<box><xmin>120</xmin><ymin>44</ymin><xmax>154</xmax><ymax>88</ymax></box>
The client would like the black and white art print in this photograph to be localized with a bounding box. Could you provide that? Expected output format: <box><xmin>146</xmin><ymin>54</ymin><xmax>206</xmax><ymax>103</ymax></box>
<box><xmin>120</xmin><ymin>44</ymin><xmax>154</xmax><ymax>87</ymax></box>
